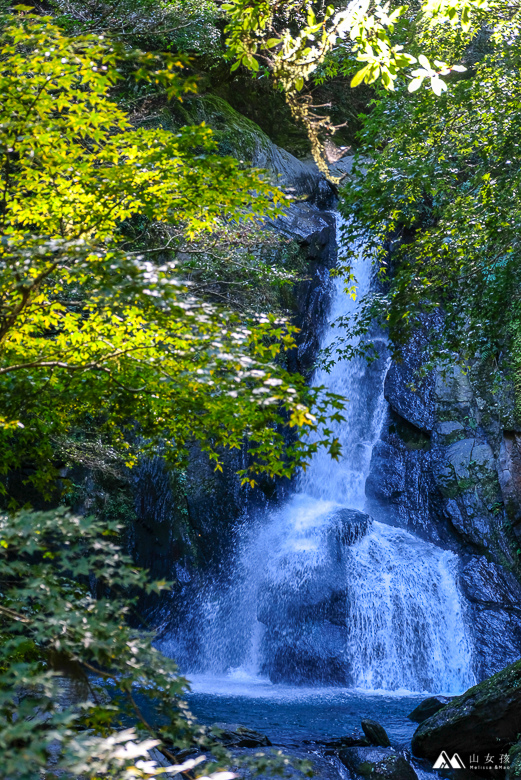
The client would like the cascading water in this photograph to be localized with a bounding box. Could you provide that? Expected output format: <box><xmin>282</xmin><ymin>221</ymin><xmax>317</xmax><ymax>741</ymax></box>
<box><xmin>162</xmin><ymin>218</ymin><xmax>475</xmax><ymax>696</ymax></box>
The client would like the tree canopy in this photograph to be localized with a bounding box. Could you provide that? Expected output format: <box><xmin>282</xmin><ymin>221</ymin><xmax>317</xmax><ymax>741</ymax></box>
<box><xmin>0</xmin><ymin>7</ymin><xmax>341</xmax><ymax>776</ymax></box>
<box><xmin>0</xmin><ymin>11</ymin><xmax>344</xmax><ymax>498</ymax></box>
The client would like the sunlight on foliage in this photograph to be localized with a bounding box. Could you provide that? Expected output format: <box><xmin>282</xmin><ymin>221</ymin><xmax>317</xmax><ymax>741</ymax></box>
<box><xmin>0</xmin><ymin>12</ymin><xmax>345</xmax><ymax>496</ymax></box>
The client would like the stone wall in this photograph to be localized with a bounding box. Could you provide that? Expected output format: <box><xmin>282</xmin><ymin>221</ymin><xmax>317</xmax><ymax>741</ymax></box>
<box><xmin>366</xmin><ymin>321</ymin><xmax>521</xmax><ymax>680</ymax></box>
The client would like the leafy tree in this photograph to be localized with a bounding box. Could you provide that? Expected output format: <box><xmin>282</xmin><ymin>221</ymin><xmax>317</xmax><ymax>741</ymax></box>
<box><xmin>0</xmin><ymin>507</ymin><xmax>306</xmax><ymax>778</ymax></box>
<box><xmin>0</xmin><ymin>8</ymin><xmax>342</xmax><ymax>776</ymax></box>
<box><xmin>48</xmin><ymin>0</ymin><xmax>221</xmax><ymax>55</ymax></box>
<box><xmin>222</xmin><ymin>0</ymin><xmax>480</xmax><ymax>157</ymax></box>
<box><xmin>335</xmin><ymin>2</ymin><xmax>521</xmax><ymax>381</ymax></box>
<box><xmin>0</xmin><ymin>10</ymin><xmax>344</xmax><ymax>498</ymax></box>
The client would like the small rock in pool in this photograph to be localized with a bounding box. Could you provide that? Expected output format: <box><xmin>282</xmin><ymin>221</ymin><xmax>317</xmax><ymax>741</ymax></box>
<box><xmin>361</xmin><ymin>718</ymin><xmax>391</xmax><ymax>747</ymax></box>
<box><xmin>208</xmin><ymin>723</ymin><xmax>272</xmax><ymax>748</ymax></box>
<box><xmin>319</xmin><ymin>732</ymin><xmax>370</xmax><ymax>749</ymax></box>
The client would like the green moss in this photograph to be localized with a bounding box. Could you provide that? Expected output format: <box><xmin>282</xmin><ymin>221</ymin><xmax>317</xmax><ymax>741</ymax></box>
<box><xmin>388</xmin><ymin>411</ymin><xmax>431</xmax><ymax>450</ymax></box>
<box><xmin>139</xmin><ymin>94</ymin><xmax>274</xmax><ymax>165</ymax></box>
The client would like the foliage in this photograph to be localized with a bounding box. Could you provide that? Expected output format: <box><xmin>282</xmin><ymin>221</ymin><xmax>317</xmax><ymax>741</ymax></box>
<box><xmin>221</xmin><ymin>0</ymin><xmax>490</xmax><ymax>171</ymax></box>
<box><xmin>0</xmin><ymin>6</ymin><xmax>344</xmax><ymax>779</ymax></box>
<box><xmin>0</xmin><ymin>507</ymin><xmax>310</xmax><ymax>779</ymax></box>
<box><xmin>0</xmin><ymin>11</ymin><xmax>345</xmax><ymax>499</ymax></box>
<box><xmin>223</xmin><ymin>0</ymin><xmax>484</xmax><ymax>91</ymax></box>
<box><xmin>48</xmin><ymin>0</ymin><xmax>221</xmax><ymax>56</ymax></box>
<box><xmin>336</xmin><ymin>1</ymin><xmax>521</xmax><ymax>382</ymax></box>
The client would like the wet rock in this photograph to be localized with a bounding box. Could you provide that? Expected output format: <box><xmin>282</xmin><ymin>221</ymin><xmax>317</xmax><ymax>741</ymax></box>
<box><xmin>252</xmin><ymin>143</ymin><xmax>325</xmax><ymax>199</ymax></box>
<box><xmin>434</xmin><ymin>438</ymin><xmax>496</xmax><ymax>497</ymax></box>
<box><xmin>147</xmin><ymin>748</ymin><xmax>173</xmax><ymax>768</ymax></box>
<box><xmin>435</xmin><ymin>421</ymin><xmax>465</xmax><ymax>444</ymax></box>
<box><xmin>271</xmin><ymin>202</ymin><xmax>331</xmax><ymax>245</ymax></box>
<box><xmin>499</xmin><ymin>432</ymin><xmax>521</xmax><ymax>531</ymax></box>
<box><xmin>338</xmin><ymin>747</ymin><xmax>418</xmax><ymax>779</ymax></box>
<box><xmin>261</xmin><ymin>621</ymin><xmax>351</xmax><ymax>685</ymax></box>
<box><xmin>255</xmin><ymin>507</ymin><xmax>373</xmax><ymax>685</ymax></box>
<box><xmin>461</xmin><ymin>557</ymin><xmax>521</xmax><ymax>678</ymax></box>
<box><xmin>408</xmin><ymin>696</ymin><xmax>451</xmax><ymax>723</ymax></box>
<box><xmin>384</xmin><ymin>357</ymin><xmax>435</xmax><ymax>434</ymax></box>
<box><xmin>361</xmin><ymin>719</ymin><xmax>391</xmax><ymax>747</ymax></box>
<box><xmin>411</xmin><ymin>658</ymin><xmax>521</xmax><ymax>762</ymax></box>
<box><xmin>434</xmin><ymin>365</ymin><xmax>474</xmax><ymax>409</ymax></box>
<box><xmin>364</xmin><ymin>422</ymin><xmax>449</xmax><ymax>547</ymax></box>
<box><xmin>209</xmin><ymin>723</ymin><xmax>272</xmax><ymax>748</ymax></box>
<box><xmin>324</xmin><ymin>508</ymin><xmax>372</xmax><ymax>558</ymax></box>
<box><xmin>319</xmin><ymin>732</ymin><xmax>370</xmax><ymax>749</ymax></box>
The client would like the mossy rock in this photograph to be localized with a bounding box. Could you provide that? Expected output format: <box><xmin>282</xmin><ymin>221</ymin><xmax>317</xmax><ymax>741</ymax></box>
<box><xmin>508</xmin><ymin>739</ymin><xmax>521</xmax><ymax>778</ymax></box>
<box><xmin>411</xmin><ymin>658</ymin><xmax>521</xmax><ymax>763</ymax></box>
<box><xmin>139</xmin><ymin>93</ymin><xmax>273</xmax><ymax>163</ymax></box>
<box><xmin>338</xmin><ymin>747</ymin><xmax>417</xmax><ymax>779</ymax></box>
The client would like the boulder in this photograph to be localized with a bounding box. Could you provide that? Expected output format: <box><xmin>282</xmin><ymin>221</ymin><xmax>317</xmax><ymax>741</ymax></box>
<box><xmin>338</xmin><ymin>747</ymin><xmax>418</xmax><ymax>779</ymax></box>
<box><xmin>408</xmin><ymin>696</ymin><xmax>451</xmax><ymax>723</ymax></box>
<box><xmin>147</xmin><ymin>748</ymin><xmax>173</xmax><ymax>768</ymax></box>
<box><xmin>411</xmin><ymin>658</ymin><xmax>521</xmax><ymax>763</ymax></box>
<box><xmin>361</xmin><ymin>719</ymin><xmax>391</xmax><ymax>747</ymax></box>
<box><xmin>324</xmin><ymin>508</ymin><xmax>372</xmax><ymax>559</ymax></box>
<box><xmin>261</xmin><ymin>621</ymin><xmax>351</xmax><ymax>685</ymax></box>
<box><xmin>272</xmin><ymin>202</ymin><xmax>331</xmax><ymax>245</ymax></box>
<box><xmin>461</xmin><ymin>556</ymin><xmax>521</xmax><ymax>678</ymax></box>
<box><xmin>407</xmin><ymin>696</ymin><xmax>451</xmax><ymax>724</ymax></box>
<box><xmin>209</xmin><ymin>723</ymin><xmax>271</xmax><ymax>748</ymax></box>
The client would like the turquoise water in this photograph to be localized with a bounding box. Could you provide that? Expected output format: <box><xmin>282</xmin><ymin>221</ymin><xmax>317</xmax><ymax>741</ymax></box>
<box><xmin>185</xmin><ymin>674</ymin><xmax>426</xmax><ymax>748</ymax></box>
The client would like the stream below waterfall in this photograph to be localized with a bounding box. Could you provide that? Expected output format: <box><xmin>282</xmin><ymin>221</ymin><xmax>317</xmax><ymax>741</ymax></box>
<box><xmin>159</xmin><ymin>218</ymin><xmax>476</xmax><ymax>771</ymax></box>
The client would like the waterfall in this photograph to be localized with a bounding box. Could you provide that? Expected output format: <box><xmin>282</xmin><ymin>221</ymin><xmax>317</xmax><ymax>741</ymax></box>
<box><xmin>162</xmin><ymin>218</ymin><xmax>475</xmax><ymax>695</ymax></box>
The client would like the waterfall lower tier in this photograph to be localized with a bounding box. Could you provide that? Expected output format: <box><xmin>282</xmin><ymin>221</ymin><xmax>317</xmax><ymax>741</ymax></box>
<box><xmin>343</xmin><ymin>521</ymin><xmax>473</xmax><ymax>693</ymax></box>
<box><xmin>178</xmin><ymin>495</ymin><xmax>474</xmax><ymax>695</ymax></box>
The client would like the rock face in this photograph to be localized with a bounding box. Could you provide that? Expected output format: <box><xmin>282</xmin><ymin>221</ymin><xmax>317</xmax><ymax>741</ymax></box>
<box><xmin>361</xmin><ymin>719</ymin><xmax>391</xmax><ymax>747</ymax></box>
<box><xmin>499</xmin><ymin>432</ymin><xmax>521</xmax><ymax>533</ymax></box>
<box><xmin>408</xmin><ymin>696</ymin><xmax>451</xmax><ymax>723</ymax></box>
<box><xmin>338</xmin><ymin>747</ymin><xmax>418</xmax><ymax>779</ymax></box>
<box><xmin>411</xmin><ymin>658</ymin><xmax>521</xmax><ymax>762</ymax></box>
<box><xmin>366</xmin><ymin>314</ymin><xmax>521</xmax><ymax>679</ymax></box>
<box><xmin>258</xmin><ymin>508</ymin><xmax>373</xmax><ymax>685</ymax></box>
<box><xmin>461</xmin><ymin>557</ymin><xmax>521</xmax><ymax>678</ymax></box>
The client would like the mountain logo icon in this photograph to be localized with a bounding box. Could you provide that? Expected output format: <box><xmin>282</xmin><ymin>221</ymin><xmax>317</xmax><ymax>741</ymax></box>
<box><xmin>433</xmin><ymin>752</ymin><xmax>466</xmax><ymax>769</ymax></box>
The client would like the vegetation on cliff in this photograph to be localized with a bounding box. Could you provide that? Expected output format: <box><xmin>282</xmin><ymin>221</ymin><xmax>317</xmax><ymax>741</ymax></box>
<box><xmin>226</xmin><ymin>0</ymin><xmax>521</xmax><ymax>397</ymax></box>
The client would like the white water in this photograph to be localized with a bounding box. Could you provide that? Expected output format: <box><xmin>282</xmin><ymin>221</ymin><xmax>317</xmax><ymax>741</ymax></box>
<box><xmin>163</xmin><ymin>219</ymin><xmax>475</xmax><ymax>696</ymax></box>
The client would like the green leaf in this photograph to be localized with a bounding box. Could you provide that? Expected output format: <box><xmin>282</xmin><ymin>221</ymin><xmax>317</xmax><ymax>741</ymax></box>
<box><xmin>351</xmin><ymin>64</ymin><xmax>370</xmax><ymax>88</ymax></box>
